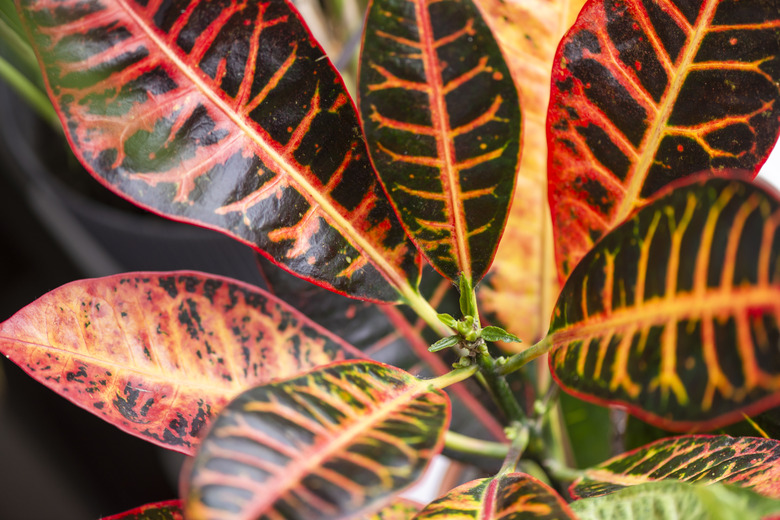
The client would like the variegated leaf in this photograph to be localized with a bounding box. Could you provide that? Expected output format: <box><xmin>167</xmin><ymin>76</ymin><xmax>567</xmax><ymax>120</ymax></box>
<box><xmin>549</xmin><ymin>174</ymin><xmax>780</xmax><ymax>430</ymax></box>
<box><xmin>571</xmin><ymin>435</ymin><xmax>780</xmax><ymax>499</ymax></box>
<box><xmin>413</xmin><ymin>472</ymin><xmax>577</xmax><ymax>519</ymax></box>
<box><xmin>183</xmin><ymin>361</ymin><xmax>450</xmax><ymax>520</ymax></box>
<box><xmin>15</xmin><ymin>0</ymin><xmax>420</xmax><ymax>302</ymax></box>
<box><xmin>0</xmin><ymin>272</ymin><xmax>362</xmax><ymax>453</ymax></box>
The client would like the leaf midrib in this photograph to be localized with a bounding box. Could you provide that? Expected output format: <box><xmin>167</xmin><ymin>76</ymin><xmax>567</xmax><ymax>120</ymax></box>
<box><xmin>116</xmin><ymin>0</ymin><xmax>412</xmax><ymax>298</ymax></box>
<box><xmin>416</xmin><ymin>0</ymin><xmax>472</xmax><ymax>280</ymax></box>
<box><xmin>550</xmin><ymin>285</ymin><xmax>780</xmax><ymax>343</ymax></box>
<box><xmin>615</xmin><ymin>0</ymin><xmax>719</xmax><ymax>224</ymax></box>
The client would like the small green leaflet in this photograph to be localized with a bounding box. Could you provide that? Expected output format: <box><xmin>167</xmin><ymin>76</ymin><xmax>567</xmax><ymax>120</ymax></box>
<box><xmin>481</xmin><ymin>326</ymin><xmax>521</xmax><ymax>343</ymax></box>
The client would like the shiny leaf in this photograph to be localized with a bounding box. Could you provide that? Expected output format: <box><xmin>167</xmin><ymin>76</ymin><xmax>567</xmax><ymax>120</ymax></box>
<box><xmin>548</xmin><ymin>0</ymin><xmax>780</xmax><ymax>279</ymax></box>
<box><xmin>548</xmin><ymin>174</ymin><xmax>780</xmax><ymax>430</ymax></box>
<box><xmin>571</xmin><ymin>481</ymin><xmax>780</xmax><ymax>520</ymax></box>
<box><xmin>475</xmin><ymin>0</ymin><xmax>585</xmax><ymax>345</ymax></box>
<box><xmin>0</xmin><ymin>272</ymin><xmax>362</xmax><ymax>453</ymax></box>
<box><xmin>359</xmin><ymin>0</ymin><xmax>521</xmax><ymax>283</ymax></box>
<box><xmin>100</xmin><ymin>500</ymin><xmax>183</xmax><ymax>520</ymax></box>
<box><xmin>414</xmin><ymin>472</ymin><xmax>577</xmax><ymax>519</ymax></box>
<box><xmin>16</xmin><ymin>0</ymin><xmax>419</xmax><ymax>302</ymax></box>
<box><xmin>183</xmin><ymin>360</ymin><xmax>450</xmax><ymax>520</ymax></box>
<box><xmin>571</xmin><ymin>435</ymin><xmax>780</xmax><ymax>499</ymax></box>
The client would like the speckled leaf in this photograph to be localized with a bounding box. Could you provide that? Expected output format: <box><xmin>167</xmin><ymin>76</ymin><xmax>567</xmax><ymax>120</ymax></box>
<box><xmin>570</xmin><ymin>481</ymin><xmax>780</xmax><ymax>520</ymax></box>
<box><xmin>413</xmin><ymin>472</ymin><xmax>577</xmax><ymax>519</ymax></box>
<box><xmin>0</xmin><ymin>272</ymin><xmax>362</xmax><ymax>454</ymax></box>
<box><xmin>475</xmin><ymin>0</ymin><xmax>585</xmax><ymax>344</ymax></box>
<box><xmin>182</xmin><ymin>361</ymin><xmax>450</xmax><ymax>520</ymax></box>
<box><xmin>359</xmin><ymin>0</ymin><xmax>521</xmax><ymax>284</ymax></box>
<box><xmin>15</xmin><ymin>0</ymin><xmax>420</xmax><ymax>303</ymax></box>
<box><xmin>548</xmin><ymin>0</ymin><xmax>780</xmax><ymax>280</ymax></box>
<box><xmin>100</xmin><ymin>500</ymin><xmax>183</xmax><ymax>520</ymax></box>
<box><xmin>548</xmin><ymin>174</ymin><xmax>780</xmax><ymax>430</ymax></box>
<box><xmin>571</xmin><ymin>435</ymin><xmax>780</xmax><ymax>499</ymax></box>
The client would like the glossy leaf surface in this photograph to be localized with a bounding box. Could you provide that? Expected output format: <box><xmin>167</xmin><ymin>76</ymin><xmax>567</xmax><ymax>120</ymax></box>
<box><xmin>183</xmin><ymin>361</ymin><xmax>450</xmax><ymax>520</ymax></box>
<box><xmin>414</xmin><ymin>472</ymin><xmax>577</xmax><ymax>519</ymax></box>
<box><xmin>549</xmin><ymin>175</ymin><xmax>780</xmax><ymax>430</ymax></box>
<box><xmin>571</xmin><ymin>435</ymin><xmax>780</xmax><ymax>499</ymax></box>
<box><xmin>16</xmin><ymin>0</ymin><xmax>419</xmax><ymax>302</ymax></box>
<box><xmin>0</xmin><ymin>272</ymin><xmax>361</xmax><ymax>453</ymax></box>
<box><xmin>548</xmin><ymin>0</ymin><xmax>780</xmax><ymax>279</ymax></box>
<box><xmin>476</xmin><ymin>0</ymin><xmax>585</xmax><ymax>344</ymax></box>
<box><xmin>571</xmin><ymin>481</ymin><xmax>780</xmax><ymax>520</ymax></box>
<box><xmin>100</xmin><ymin>500</ymin><xmax>183</xmax><ymax>520</ymax></box>
<box><xmin>359</xmin><ymin>0</ymin><xmax>521</xmax><ymax>283</ymax></box>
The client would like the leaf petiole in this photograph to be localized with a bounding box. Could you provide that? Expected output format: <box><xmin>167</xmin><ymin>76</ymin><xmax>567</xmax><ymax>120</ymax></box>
<box><xmin>443</xmin><ymin>430</ymin><xmax>509</xmax><ymax>459</ymax></box>
<box><xmin>498</xmin><ymin>335</ymin><xmax>553</xmax><ymax>375</ymax></box>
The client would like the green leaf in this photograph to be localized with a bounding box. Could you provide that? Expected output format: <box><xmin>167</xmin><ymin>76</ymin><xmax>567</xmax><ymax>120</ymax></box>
<box><xmin>548</xmin><ymin>174</ymin><xmax>780</xmax><ymax>431</ymax></box>
<box><xmin>183</xmin><ymin>361</ymin><xmax>450</xmax><ymax>520</ymax></box>
<box><xmin>571</xmin><ymin>435</ymin><xmax>780</xmax><ymax>500</ymax></box>
<box><xmin>481</xmin><ymin>326</ymin><xmax>521</xmax><ymax>343</ymax></box>
<box><xmin>571</xmin><ymin>481</ymin><xmax>780</xmax><ymax>520</ymax></box>
<box><xmin>459</xmin><ymin>274</ymin><xmax>478</xmax><ymax>318</ymax></box>
<box><xmin>437</xmin><ymin>313</ymin><xmax>459</xmax><ymax>329</ymax></box>
<box><xmin>360</xmin><ymin>499</ymin><xmax>420</xmax><ymax>519</ymax></box>
<box><xmin>0</xmin><ymin>272</ymin><xmax>363</xmax><ymax>454</ymax></box>
<box><xmin>429</xmin><ymin>335</ymin><xmax>461</xmax><ymax>352</ymax></box>
<box><xmin>414</xmin><ymin>472</ymin><xmax>577</xmax><ymax>519</ymax></box>
<box><xmin>359</xmin><ymin>0</ymin><xmax>521</xmax><ymax>284</ymax></box>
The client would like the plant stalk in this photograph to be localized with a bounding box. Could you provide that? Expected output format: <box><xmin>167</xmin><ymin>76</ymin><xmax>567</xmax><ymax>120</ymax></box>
<box><xmin>477</xmin><ymin>352</ymin><xmax>526</xmax><ymax>424</ymax></box>
<box><xmin>401</xmin><ymin>288</ymin><xmax>454</xmax><ymax>338</ymax></box>
<box><xmin>497</xmin><ymin>423</ymin><xmax>530</xmax><ymax>477</ymax></box>
<box><xmin>428</xmin><ymin>364</ymin><xmax>478</xmax><ymax>389</ymax></box>
<box><xmin>0</xmin><ymin>55</ymin><xmax>59</xmax><ymax>129</ymax></box>
<box><xmin>498</xmin><ymin>335</ymin><xmax>553</xmax><ymax>376</ymax></box>
<box><xmin>443</xmin><ymin>431</ymin><xmax>509</xmax><ymax>459</ymax></box>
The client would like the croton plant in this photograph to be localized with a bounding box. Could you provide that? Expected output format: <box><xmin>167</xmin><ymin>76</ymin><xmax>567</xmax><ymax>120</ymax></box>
<box><xmin>1</xmin><ymin>0</ymin><xmax>780</xmax><ymax>516</ymax></box>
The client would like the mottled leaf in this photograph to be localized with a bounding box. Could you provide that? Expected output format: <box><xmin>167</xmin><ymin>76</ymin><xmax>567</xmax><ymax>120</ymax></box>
<box><xmin>571</xmin><ymin>481</ymin><xmax>780</xmax><ymax>520</ymax></box>
<box><xmin>571</xmin><ymin>435</ymin><xmax>780</xmax><ymax>499</ymax></box>
<box><xmin>549</xmin><ymin>174</ymin><xmax>780</xmax><ymax>430</ymax></box>
<box><xmin>414</xmin><ymin>472</ymin><xmax>577</xmax><ymax>519</ymax></box>
<box><xmin>16</xmin><ymin>0</ymin><xmax>420</xmax><ymax>302</ymax></box>
<box><xmin>475</xmin><ymin>0</ymin><xmax>585</xmax><ymax>344</ymax></box>
<box><xmin>0</xmin><ymin>272</ymin><xmax>362</xmax><ymax>453</ymax></box>
<box><xmin>548</xmin><ymin>0</ymin><xmax>780</xmax><ymax>279</ymax></box>
<box><xmin>183</xmin><ymin>361</ymin><xmax>449</xmax><ymax>520</ymax></box>
<box><xmin>359</xmin><ymin>0</ymin><xmax>521</xmax><ymax>283</ymax></box>
<box><xmin>100</xmin><ymin>500</ymin><xmax>183</xmax><ymax>520</ymax></box>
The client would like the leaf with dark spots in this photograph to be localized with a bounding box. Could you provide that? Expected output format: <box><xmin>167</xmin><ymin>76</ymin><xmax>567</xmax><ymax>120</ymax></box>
<box><xmin>0</xmin><ymin>272</ymin><xmax>366</xmax><ymax>454</ymax></box>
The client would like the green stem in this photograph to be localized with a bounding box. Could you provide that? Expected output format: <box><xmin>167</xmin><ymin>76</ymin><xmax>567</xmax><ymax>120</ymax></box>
<box><xmin>477</xmin><ymin>352</ymin><xmax>526</xmax><ymax>424</ymax></box>
<box><xmin>427</xmin><ymin>364</ymin><xmax>478</xmax><ymax>389</ymax></box>
<box><xmin>544</xmin><ymin>457</ymin><xmax>586</xmax><ymax>482</ymax></box>
<box><xmin>498</xmin><ymin>422</ymin><xmax>530</xmax><ymax>477</ymax></box>
<box><xmin>0</xmin><ymin>16</ymin><xmax>38</xmax><ymax>75</ymax></box>
<box><xmin>0</xmin><ymin>55</ymin><xmax>59</xmax><ymax>130</ymax></box>
<box><xmin>401</xmin><ymin>288</ymin><xmax>453</xmax><ymax>338</ymax></box>
<box><xmin>444</xmin><ymin>431</ymin><xmax>508</xmax><ymax>459</ymax></box>
<box><xmin>498</xmin><ymin>335</ymin><xmax>552</xmax><ymax>376</ymax></box>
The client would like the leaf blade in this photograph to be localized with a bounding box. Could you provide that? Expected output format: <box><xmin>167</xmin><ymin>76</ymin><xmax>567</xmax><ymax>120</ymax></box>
<box><xmin>182</xmin><ymin>361</ymin><xmax>450</xmax><ymax>520</ymax></box>
<box><xmin>548</xmin><ymin>174</ymin><xmax>780</xmax><ymax>430</ymax></box>
<box><xmin>99</xmin><ymin>500</ymin><xmax>183</xmax><ymax>520</ymax></box>
<box><xmin>571</xmin><ymin>435</ymin><xmax>780</xmax><ymax>500</ymax></box>
<box><xmin>414</xmin><ymin>472</ymin><xmax>577</xmax><ymax>519</ymax></box>
<box><xmin>0</xmin><ymin>272</ymin><xmax>363</xmax><ymax>453</ymax></box>
<box><xmin>16</xmin><ymin>0</ymin><xmax>419</xmax><ymax>302</ymax></box>
<box><xmin>359</xmin><ymin>0</ymin><xmax>521</xmax><ymax>283</ymax></box>
<box><xmin>547</xmin><ymin>0</ymin><xmax>780</xmax><ymax>279</ymax></box>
